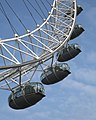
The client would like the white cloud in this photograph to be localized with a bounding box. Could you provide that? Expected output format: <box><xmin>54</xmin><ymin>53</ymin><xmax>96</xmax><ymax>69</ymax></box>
<box><xmin>73</xmin><ymin>67</ymin><xmax>96</xmax><ymax>85</ymax></box>
<box><xmin>86</xmin><ymin>51</ymin><xmax>96</xmax><ymax>64</ymax></box>
<box><xmin>85</xmin><ymin>7</ymin><xmax>96</xmax><ymax>26</ymax></box>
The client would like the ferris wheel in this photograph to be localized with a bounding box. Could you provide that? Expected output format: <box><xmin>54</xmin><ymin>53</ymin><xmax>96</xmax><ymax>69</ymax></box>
<box><xmin>0</xmin><ymin>0</ymin><xmax>84</xmax><ymax>110</ymax></box>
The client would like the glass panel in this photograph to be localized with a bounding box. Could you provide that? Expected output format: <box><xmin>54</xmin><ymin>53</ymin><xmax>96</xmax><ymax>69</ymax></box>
<box><xmin>74</xmin><ymin>44</ymin><xmax>80</xmax><ymax>49</ymax></box>
<box><xmin>13</xmin><ymin>87</ymin><xmax>21</xmax><ymax>94</ymax></box>
<box><xmin>16</xmin><ymin>91</ymin><xmax>22</xmax><ymax>98</ymax></box>
<box><xmin>37</xmin><ymin>83</ymin><xmax>45</xmax><ymax>94</ymax></box>
<box><xmin>25</xmin><ymin>86</ymin><xmax>32</xmax><ymax>94</ymax></box>
<box><xmin>14</xmin><ymin>93</ymin><xmax>17</xmax><ymax>98</ymax></box>
<box><xmin>25</xmin><ymin>82</ymin><xmax>45</xmax><ymax>95</ymax></box>
<box><xmin>41</xmin><ymin>67</ymin><xmax>53</xmax><ymax>80</ymax></box>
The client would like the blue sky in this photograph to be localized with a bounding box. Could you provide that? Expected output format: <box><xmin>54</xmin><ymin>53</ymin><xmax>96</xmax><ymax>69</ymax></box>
<box><xmin>0</xmin><ymin>0</ymin><xmax>96</xmax><ymax>120</ymax></box>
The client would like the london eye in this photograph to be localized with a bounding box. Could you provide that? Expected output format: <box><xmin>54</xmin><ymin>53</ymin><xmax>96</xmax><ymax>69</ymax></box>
<box><xmin>0</xmin><ymin>0</ymin><xmax>84</xmax><ymax>109</ymax></box>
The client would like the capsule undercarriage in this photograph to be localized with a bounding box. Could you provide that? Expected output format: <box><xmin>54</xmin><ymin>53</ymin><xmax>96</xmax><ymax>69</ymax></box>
<box><xmin>9</xmin><ymin>93</ymin><xmax>44</xmax><ymax>110</ymax></box>
<box><xmin>57</xmin><ymin>44</ymin><xmax>81</xmax><ymax>62</ymax></box>
<box><xmin>70</xmin><ymin>24</ymin><xmax>84</xmax><ymax>40</ymax></box>
<box><xmin>66</xmin><ymin>5</ymin><xmax>83</xmax><ymax>17</ymax></box>
<box><xmin>41</xmin><ymin>63</ymin><xmax>71</xmax><ymax>85</ymax></box>
<box><xmin>8</xmin><ymin>82</ymin><xmax>45</xmax><ymax>110</ymax></box>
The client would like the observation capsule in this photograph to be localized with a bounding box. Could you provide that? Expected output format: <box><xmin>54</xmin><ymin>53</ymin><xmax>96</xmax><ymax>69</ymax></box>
<box><xmin>8</xmin><ymin>82</ymin><xmax>45</xmax><ymax>110</ymax></box>
<box><xmin>70</xmin><ymin>24</ymin><xmax>84</xmax><ymax>40</ymax></box>
<box><xmin>57</xmin><ymin>43</ymin><xmax>81</xmax><ymax>62</ymax></box>
<box><xmin>40</xmin><ymin>63</ymin><xmax>71</xmax><ymax>85</ymax></box>
<box><xmin>77</xmin><ymin>5</ymin><xmax>83</xmax><ymax>16</ymax></box>
<box><xmin>66</xmin><ymin>5</ymin><xmax>83</xmax><ymax>17</ymax></box>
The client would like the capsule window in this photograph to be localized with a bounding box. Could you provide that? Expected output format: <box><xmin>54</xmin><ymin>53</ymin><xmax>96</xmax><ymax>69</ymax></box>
<box><xmin>37</xmin><ymin>83</ymin><xmax>45</xmax><ymax>94</ymax></box>
<box><xmin>16</xmin><ymin>91</ymin><xmax>22</xmax><ymax>98</ymax></box>
<box><xmin>25</xmin><ymin>85</ymin><xmax>35</xmax><ymax>94</ymax></box>
<box><xmin>75</xmin><ymin>44</ymin><xmax>80</xmax><ymax>49</ymax></box>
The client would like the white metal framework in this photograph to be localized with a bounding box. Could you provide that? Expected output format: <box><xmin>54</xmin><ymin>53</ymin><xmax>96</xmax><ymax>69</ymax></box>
<box><xmin>0</xmin><ymin>0</ymin><xmax>77</xmax><ymax>90</ymax></box>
